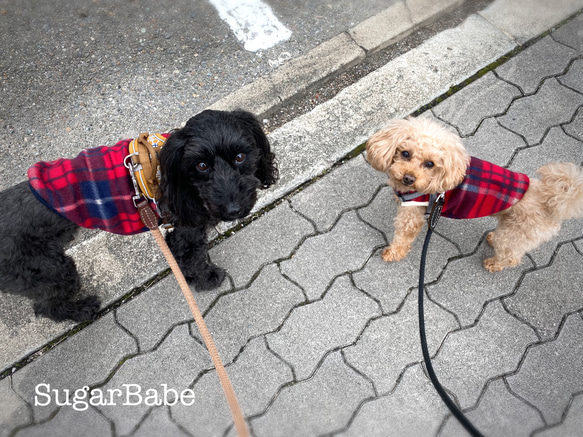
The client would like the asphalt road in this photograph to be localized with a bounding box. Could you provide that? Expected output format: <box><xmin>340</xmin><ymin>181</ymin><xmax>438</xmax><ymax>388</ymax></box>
<box><xmin>0</xmin><ymin>0</ymin><xmax>399</xmax><ymax>188</ymax></box>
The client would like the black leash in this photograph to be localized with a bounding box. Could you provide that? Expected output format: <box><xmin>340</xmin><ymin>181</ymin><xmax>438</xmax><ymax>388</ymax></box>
<box><xmin>418</xmin><ymin>194</ymin><xmax>484</xmax><ymax>437</ymax></box>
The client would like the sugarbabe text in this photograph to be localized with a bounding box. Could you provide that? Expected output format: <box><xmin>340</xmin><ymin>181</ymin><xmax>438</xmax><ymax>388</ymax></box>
<box><xmin>34</xmin><ymin>383</ymin><xmax>195</xmax><ymax>411</ymax></box>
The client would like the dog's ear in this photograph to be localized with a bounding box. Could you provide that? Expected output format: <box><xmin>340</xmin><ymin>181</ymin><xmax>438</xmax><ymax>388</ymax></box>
<box><xmin>433</xmin><ymin>138</ymin><xmax>469</xmax><ymax>192</ymax></box>
<box><xmin>366</xmin><ymin>119</ymin><xmax>411</xmax><ymax>172</ymax></box>
<box><xmin>232</xmin><ymin>110</ymin><xmax>278</xmax><ymax>188</ymax></box>
<box><xmin>158</xmin><ymin>129</ymin><xmax>208</xmax><ymax>226</ymax></box>
<box><xmin>425</xmin><ymin>120</ymin><xmax>470</xmax><ymax>193</ymax></box>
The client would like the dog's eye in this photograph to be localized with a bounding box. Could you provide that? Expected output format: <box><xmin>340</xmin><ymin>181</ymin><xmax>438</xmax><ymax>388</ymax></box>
<box><xmin>196</xmin><ymin>162</ymin><xmax>209</xmax><ymax>172</ymax></box>
<box><xmin>425</xmin><ymin>161</ymin><xmax>435</xmax><ymax>169</ymax></box>
<box><xmin>401</xmin><ymin>151</ymin><xmax>410</xmax><ymax>159</ymax></box>
<box><xmin>234</xmin><ymin>153</ymin><xmax>246</xmax><ymax>164</ymax></box>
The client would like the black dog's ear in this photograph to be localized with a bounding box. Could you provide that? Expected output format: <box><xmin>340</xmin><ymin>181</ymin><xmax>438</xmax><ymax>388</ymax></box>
<box><xmin>158</xmin><ymin>128</ymin><xmax>208</xmax><ymax>226</ymax></box>
<box><xmin>232</xmin><ymin>110</ymin><xmax>278</xmax><ymax>188</ymax></box>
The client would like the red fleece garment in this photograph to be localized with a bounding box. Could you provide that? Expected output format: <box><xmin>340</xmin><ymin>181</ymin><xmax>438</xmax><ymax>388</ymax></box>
<box><xmin>397</xmin><ymin>157</ymin><xmax>530</xmax><ymax>219</ymax></box>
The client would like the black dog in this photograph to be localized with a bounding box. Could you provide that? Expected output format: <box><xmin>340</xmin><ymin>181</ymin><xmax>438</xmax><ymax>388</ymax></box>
<box><xmin>0</xmin><ymin>110</ymin><xmax>277</xmax><ymax>323</ymax></box>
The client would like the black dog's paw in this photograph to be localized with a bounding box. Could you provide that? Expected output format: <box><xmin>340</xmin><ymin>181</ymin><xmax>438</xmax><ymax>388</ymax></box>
<box><xmin>71</xmin><ymin>295</ymin><xmax>101</xmax><ymax>322</ymax></box>
<box><xmin>188</xmin><ymin>265</ymin><xmax>226</xmax><ymax>291</ymax></box>
<box><xmin>34</xmin><ymin>295</ymin><xmax>101</xmax><ymax>323</ymax></box>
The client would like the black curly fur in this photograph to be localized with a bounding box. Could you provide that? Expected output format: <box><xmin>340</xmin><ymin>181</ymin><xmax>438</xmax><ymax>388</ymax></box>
<box><xmin>0</xmin><ymin>109</ymin><xmax>277</xmax><ymax>322</ymax></box>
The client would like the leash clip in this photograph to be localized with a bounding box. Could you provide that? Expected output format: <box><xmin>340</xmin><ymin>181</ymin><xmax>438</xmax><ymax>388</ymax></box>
<box><xmin>124</xmin><ymin>153</ymin><xmax>145</xmax><ymax>208</ymax></box>
<box><xmin>427</xmin><ymin>192</ymin><xmax>445</xmax><ymax>230</ymax></box>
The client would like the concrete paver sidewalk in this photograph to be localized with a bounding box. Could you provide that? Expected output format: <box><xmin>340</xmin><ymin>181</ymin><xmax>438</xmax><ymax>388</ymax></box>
<box><xmin>1</xmin><ymin>1</ymin><xmax>583</xmax><ymax>436</ymax></box>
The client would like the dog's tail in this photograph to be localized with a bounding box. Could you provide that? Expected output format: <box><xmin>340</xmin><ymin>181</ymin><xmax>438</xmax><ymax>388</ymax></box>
<box><xmin>537</xmin><ymin>162</ymin><xmax>583</xmax><ymax>221</ymax></box>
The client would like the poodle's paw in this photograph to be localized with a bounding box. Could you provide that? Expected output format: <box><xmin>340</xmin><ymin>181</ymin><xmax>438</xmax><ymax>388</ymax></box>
<box><xmin>483</xmin><ymin>257</ymin><xmax>504</xmax><ymax>272</ymax></box>
<box><xmin>34</xmin><ymin>295</ymin><xmax>101</xmax><ymax>323</ymax></box>
<box><xmin>71</xmin><ymin>296</ymin><xmax>101</xmax><ymax>322</ymax></box>
<box><xmin>486</xmin><ymin>232</ymin><xmax>495</xmax><ymax>247</ymax></box>
<box><xmin>484</xmin><ymin>255</ymin><xmax>520</xmax><ymax>272</ymax></box>
<box><xmin>190</xmin><ymin>264</ymin><xmax>226</xmax><ymax>291</ymax></box>
<box><xmin>381</xmin><ymin>245</ymin><xmax>409</xmax><ymax>262</ymax></box>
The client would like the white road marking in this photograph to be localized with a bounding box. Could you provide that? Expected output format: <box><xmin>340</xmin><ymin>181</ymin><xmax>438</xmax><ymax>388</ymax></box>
<box><xmin>208</xmin><ymin>0</ymin><xmax>292</xmax><ymax>52</ymax></box>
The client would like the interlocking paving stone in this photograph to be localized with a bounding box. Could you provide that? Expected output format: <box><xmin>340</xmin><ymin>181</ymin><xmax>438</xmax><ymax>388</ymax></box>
<box><xmin>427</xmin><ymin>240</ymin><xmax>533</xmax><ymax>326</ymax></box>
<box><xmin>267</xmin><ymin>275</ymin><xmax>381</xmax><ymax>380</ymax></box>
<box><xmin>198</xmin><ymin>263</ymin><xmax>305</xmax><ymax>363</ymax></box>
<box><xmin>434</xmin><ymin>215</ymin><xmax>496</xmax><ymax>255</ymax></box>
<box><xmin>498</xmin><ymin>78</ymin><xmax>583</xmax><ymax>145</ymax></box>
<box><xmin>356</xmin><ymin>185</ymin><xmax>396</xmax><ymax>241</ymax></box>
<box><xmin>251</xmin><ymin>351</ymin><xmax>373</xmax><ymax>437</ymax></box>
<box><xmin>560</xmin><ymin>58</ymin><xmax>583</xmax><ymax>93</ymax></box>
<box><xmin>0</xmin><ymin>377</ymin><xmax>31</xmax><ymax>437</ymax></box>
<box><xmin>564</xmin><ymin>107</ymin><xmax>583</xmax><ymax>142</ymax></box>
<box><xmin>344</xmin><ymin>291</ymin><xmax>458</xmax><ymax>394</ymax></box>
<box><xmin>552</xmin><ymin>13</ymin><xmax>583</xmax><ymax>54</ymax></box>
<box><xmin>462</xmin><ymin>117</ymin><xmax>526</xmax><ymax>167</ymax></box>
<box><xmin>115</xmin><ymin>280</ymin><xmax>195</xmax><ymax>353</ymax></box>
<box><xmin>495</xmin><ymin>35</ymin><xmax>577</xmax><ymax>95</ymax></box>
<box><xmin>508</xmin><ymin>125</ymin><xmax>583</xmax><ymax>176</ymax></box>
<box><xmin>339</xmin><ymin>364</ymin><xmax>449</xmax><ymax>437</ymax></box>
<box><xmin>535</xmin><ymin>393</ymin><xmax>583</xmax><ymax>437</ymax></box>
<box><xmin>280</xmin><ymin>211</ymin><xmax>384</xmax><ymax>300</ymax></box>
<box><xmin>13</xmin><ymin>406</ymin><xmax>112</xmax><ymax>437</ymax></box>
<box><xmin>440</xmin><ymin>379</ymin><xmax>544</xmax><ymax>437</ymax></box>
<box><xmin>352</xmin><ymin>229</ymin><xmax>458</xmax><ymax>314</ymax></box>
<box><xmin>97</xmin><ymin>324</ymin><xmax>212</xmax><ymax>436</ymax></box>
<box><xmin>132</xmin><ymin>406</ymin><xmax>189</xmax><ymax>437</ymax></box>
<box><xmin>507</xmin><ymin>314</ymin><xmax>583</xmax><ymax>425</ymax></box>
<box><xmin>504</xmin><ymin>243</ymin><xmax>583</xmax><ymax>340</ymax></box>
<box><xmin>11</xmin><ymin>313</ymin><xmax>137</xmax><ymax>422</ymax></box>
<box><xmin>432</xmin><ymin>300</ymin><xmax>538</xmax><ymax>409</ymax></box>
<box><xmin>433</xmin><ymin>71</ymin><xmax>521</xmax><ymax>136</ymax></box>
<box><xmin>172</xmin><ymin>337</ymin><xmax>293</xmax><ymax>436</ymax></box>
<box><xmin>210</xmin><ymin>201</ymin><xmax>314</xmax><ymax>288</ymax></box>
<box><xmin>525</xmin><ymin>219</ymin><xmax>583</xmax><ymax>269</ymax></box>
<box><xmin>290</xmin><ymin>155</ymin><xmax>387</xmax><ymax>232</ymax></box>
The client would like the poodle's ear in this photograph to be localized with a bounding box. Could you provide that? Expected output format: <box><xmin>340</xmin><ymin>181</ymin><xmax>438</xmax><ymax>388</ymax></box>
<box><xmin>434</xmin><ymin>139</ymin><xmax>469</xmax><ymax>192</ymax></box>
<box><xmin>158</xmin><ymin>129</ymin><xmax>207</xmax><ymax>226</ymax></box>
<box><xmin>366</xmin><ymin>119</ymin><xmax>412</xmax><ymax>172</ymax></box>
<box><xmin>232</xmin><ymin>110</ymin><xmax>279</xmax><ymax>188</ymax></box>
<box><xmin>158</xmin><ymin>130</ymin><xmax>186</xmax><ymax>203</ymax></box>
<box><xmin>427</xmin><ymin>121</ymin><xmax>470</xmax><ymax>193</ymax></box>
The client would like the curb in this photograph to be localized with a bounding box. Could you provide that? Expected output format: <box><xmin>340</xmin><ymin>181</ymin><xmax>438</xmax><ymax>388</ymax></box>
<box><xmin>208</xmin><ymin>0</ymin><xmax>464</xmax><ymax>119</ymax></box>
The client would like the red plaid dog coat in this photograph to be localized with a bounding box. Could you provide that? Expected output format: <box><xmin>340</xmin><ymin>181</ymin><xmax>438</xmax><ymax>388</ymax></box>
<box><xmin>28</xmin><ymin>134</ymin><xmax>169</xmax><ymax>235</ymax></box>
<box><xmin>396</xmin><ymin>157</ymin><xmax>530</xmax><ymax>219</ymax></box>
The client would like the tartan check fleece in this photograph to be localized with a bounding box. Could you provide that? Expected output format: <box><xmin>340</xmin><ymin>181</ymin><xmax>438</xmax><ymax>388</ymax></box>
<box><xmin>28</xmin><ymin>137</ymin><xmax>164</xmax><ymax>235</ymax></box>
<box><xmin>400</xmin><ymin>157</ymin><xmax>530</xmax><ymax>219</ymax></box>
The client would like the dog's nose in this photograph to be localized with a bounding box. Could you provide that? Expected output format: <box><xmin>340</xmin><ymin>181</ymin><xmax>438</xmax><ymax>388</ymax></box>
<box><xmin>226</xmin><ymin>203</ymin><xmax>242</xmax><ymax>217</ymax></box>
<box><xmin>402</xmin><ymin>174</ymin><xmax>416</xmax><ymax>186</ymax></box>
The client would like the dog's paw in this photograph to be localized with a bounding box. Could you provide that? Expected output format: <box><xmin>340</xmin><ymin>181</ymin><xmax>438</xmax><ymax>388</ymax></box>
<box><xmin>483</xmin><ymin>257</ymin><xmax>508</xmax><ymax>273</ymax></box>
<box><xmin>191</xmin><ymin>265</ymin><xmax>226</xmax><ymax>291</ymax></box>
<box><xmin>70</xmin><ymin>295</ymin><xmax>101</xmax><ymax>322</ymax></box>
<box><xmin>486</xmin><ymin>232</ymin><xmax>495</xmax><ymax>247</ymax></box>
<box><xmin>484</xmin><ymin>256</ymin><xmax>520</xmax><ymax>272</ymax></box>
<box><xmin>35</xmin><ymin>295</ymin><xmax>101</xmax><ymax>323</ymax></box>
<box><xmin>381</xmin><ymin>245</ymin><xmax>409</xmax><ymax>262</ymax></box>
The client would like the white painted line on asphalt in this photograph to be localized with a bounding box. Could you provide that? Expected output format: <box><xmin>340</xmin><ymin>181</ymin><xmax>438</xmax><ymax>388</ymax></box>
<box><xmin>207</xmin><ymin>0</ymin><xmax>292</xmax><ymax>52</ymax></box>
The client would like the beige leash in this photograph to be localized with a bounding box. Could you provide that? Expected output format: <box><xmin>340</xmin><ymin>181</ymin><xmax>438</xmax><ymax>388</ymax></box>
<box><xmin>137</xmin><ymin>200</ymin><xmax>250</xmax><ymax>437</ymax></box>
